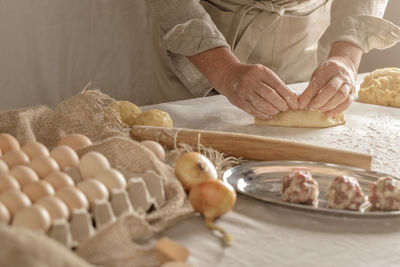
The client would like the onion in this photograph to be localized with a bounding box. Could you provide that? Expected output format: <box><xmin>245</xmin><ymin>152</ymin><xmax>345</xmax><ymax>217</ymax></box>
<box><xmin>189</xmin><ymin>179</ymin><xmax>236</xmax><ymax>245</ymax></box>
<box><xmin>174</xmin><ymin>152</ymin><xmax>217</xmax><ymax>191</ymax></box>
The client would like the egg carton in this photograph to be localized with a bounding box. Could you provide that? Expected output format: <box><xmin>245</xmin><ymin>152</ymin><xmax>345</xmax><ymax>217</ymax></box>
<box><xmin>49</xmin><ymin>167</ymin><xmax>166</xmax><ymax>249</ymax></box>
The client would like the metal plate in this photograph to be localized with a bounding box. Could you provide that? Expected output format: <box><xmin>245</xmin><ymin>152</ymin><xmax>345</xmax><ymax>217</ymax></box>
<box><xmin>223</xmin><ymin>161</ymin><xmax>400</xmax><ymax>217</ymax></box>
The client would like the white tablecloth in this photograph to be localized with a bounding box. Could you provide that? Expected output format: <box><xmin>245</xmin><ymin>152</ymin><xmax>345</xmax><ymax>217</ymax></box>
<box><xmin>143</xmin><ymin>78</ymin><xmax>400</xmax><ymax>267</ymax></box>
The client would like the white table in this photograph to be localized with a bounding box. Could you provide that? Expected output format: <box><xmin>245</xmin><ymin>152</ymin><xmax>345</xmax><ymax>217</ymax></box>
<box><xmin>144</xmin><ymin>79</ymin><xmax>400</xmax><ymax>267</ymax></box>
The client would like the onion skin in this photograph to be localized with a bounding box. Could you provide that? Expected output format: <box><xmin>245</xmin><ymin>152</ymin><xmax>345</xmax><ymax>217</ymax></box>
<box><xmin>189</xmin><ymin>179</ymin><xmax>236</xmax><ymax>245</ymax></box>
<box><xmin>174</xmin><ymin>152</ymin><xmax>217</xmax><ymax>191</ymax></box>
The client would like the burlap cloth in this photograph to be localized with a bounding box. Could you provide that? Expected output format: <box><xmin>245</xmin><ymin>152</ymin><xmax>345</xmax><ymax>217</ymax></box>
<box><xmin>0</xmin><ymin>90</ymin><xmax>193</xmax><ymax>267</ymax></box>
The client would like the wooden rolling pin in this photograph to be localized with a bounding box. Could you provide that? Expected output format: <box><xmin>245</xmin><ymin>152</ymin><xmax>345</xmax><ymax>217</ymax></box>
<box><xmin>130</xmin><ymin>126</ymin><xmax>372</xmax><ymax>170</ymax></box>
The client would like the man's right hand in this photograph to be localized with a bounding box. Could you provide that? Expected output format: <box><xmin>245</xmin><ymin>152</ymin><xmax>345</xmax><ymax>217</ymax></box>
<box><xmin>188</xmin><ymin>47</ymin><xmax>298</xmax><ymax>120</ymax></box>
<box><xmin>215</xmin><ymin>62</ymin><xmax>298</xmax><ymax>120</ymax></box>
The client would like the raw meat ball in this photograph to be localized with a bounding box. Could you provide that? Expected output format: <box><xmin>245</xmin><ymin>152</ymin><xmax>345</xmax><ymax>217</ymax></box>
<box><xmin>281</xmin><ymin>171</ymin><xmax>319</xmax><ymax>206</ymax></box>
<box><xmin>369</xmin><ymin>177</ymin><xmax>400</xmax><ymax>211</ymax></box>
<box><xmin>325</xmin><ymin>175</ymin><xmax>366</xmax><ymax>210</ymax></box>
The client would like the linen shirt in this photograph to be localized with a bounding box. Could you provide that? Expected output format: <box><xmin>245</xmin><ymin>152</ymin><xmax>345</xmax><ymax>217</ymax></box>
<box><xmin>149</xmin><ymin>0</ymin><xmax>399</xmax><ymax>104</ymax></box>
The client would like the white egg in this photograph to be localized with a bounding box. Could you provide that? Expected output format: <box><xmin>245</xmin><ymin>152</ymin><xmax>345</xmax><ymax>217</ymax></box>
<box><xmin>95</xmin><ymin>168</ymin><xmax>127</xmax><ymax>191</ymax></box>
<box><xmin>0</xmin><ymin>160</ymin><xmax>8</xmax><ymax>173</ymax></box>
<box><xmin>0</xmin><ymin>201</ymin><xmax>11</xmax><ymax>224</ymax></box>
<box><xmin>57</xmin><ymin>134</ymin><xmax>92</xmax><ymax>151</ymax></box>
<box><xmin>44</xmin><ymin>171</ymin><xmax>74</xmax><ymax>191</ymax></box>
<box><xmin>141</xmin><ymin>140</ymin><xmax>165</xmax><ymax>161</ymax></box>
<box><xmin>36</xmin><ymin>195</ymin><xmax>70</xmax><ymax>221</ymax></box>
<box><xmin>50</xmin><ymin>145</ymin><xmax>79</xmax><ymax>170</ymax></box>
<box><xmin>0</xmin><ymin>133</ymin><xmax>20</xmax><ymax>154</ymax></box>
<box><xmin>0</xmin><ymin>190</ymin><xmax>31</xmax><ymax>217</ymax></box>
<box><xmin>29</xmin><ymin>155</ymin><xmax>60</xmax><ymax>178</ymax></box>
<box><xmin>10</xmin><ymin>165</ymin><xmax>39</xmax><ymax>187</ymax></box>
<box><xmin>77</xmin><ymin>179</ymin><xmax>109</xmax><ymax>211</ymax></box>
<box><xmin>55</xmin><ymin>186</ymin><xmax>89</xmax><ymax>213</ymax></box>
<box><xmin>79</xmin><ymin>151</ymin><xmax>110</xmax><ymax>179</ymax></box>
<box><xmin>22</xmin><ymin>180</ymin><xmax>55</xmax><ymax>203</ymax></box>
<box><xmin>12</xmin><ymin>205</ymin><xmax>51</xmax><ymax>232</ymax></box>
<box><xmin>2</xmin><ymin>150</ymin><xmax>30</xmax><ymax>168</ymax></box>
<box><xmin>0</xmin><ymin>173</ymin><xmax>20</xmax><ymax>193</ymax></box>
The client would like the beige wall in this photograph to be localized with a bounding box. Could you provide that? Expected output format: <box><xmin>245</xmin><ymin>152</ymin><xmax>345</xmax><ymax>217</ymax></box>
<box><xmin>359</xmin><ymin>0</ymin><xmax>400</xmax><ymax>72</ymax></box>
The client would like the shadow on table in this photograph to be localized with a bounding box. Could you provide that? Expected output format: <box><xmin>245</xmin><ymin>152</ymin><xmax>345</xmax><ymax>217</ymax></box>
<box><xmin>234</xmin><ymin>194</ymin><xmax>400</xmax><ymax>235</ymax></box>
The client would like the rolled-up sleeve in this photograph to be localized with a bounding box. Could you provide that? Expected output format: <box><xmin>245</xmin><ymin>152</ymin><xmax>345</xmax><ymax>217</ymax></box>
<box><xmin>149</xmin><ymin>0</ymin><xmax>229</xmax><ymax>97</ymax></box>
<box><xmin>318</xmin><ymin>0</ymin><xmax>400</xmax><ymax>61</ymax></box>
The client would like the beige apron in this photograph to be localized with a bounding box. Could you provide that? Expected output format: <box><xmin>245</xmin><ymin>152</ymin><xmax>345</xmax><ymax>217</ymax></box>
<box><xmin>201</xmin><ymin>0</ymin><xmax>332</xmax><ymax>84</ymax></box>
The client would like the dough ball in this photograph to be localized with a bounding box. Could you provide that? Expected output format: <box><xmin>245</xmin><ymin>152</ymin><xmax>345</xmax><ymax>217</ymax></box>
<box><xmin>255</xmin><ymin>109</ymin><xmax>345</xmax><ymax>128</ymax></box>
<box><xmin>113</xmin><ymin>100</ymin><xmax>142</xmax><ymax>126</ymax></box>
<box><xmin>368</xmin><ymin>177</ymin><xmax>400</xmax><ymax>211</ymax></box>
<box><xmin>281</xmin><ymin>171</ymin><xmax>319</xmax><ymax>206</ymax></box>
<box><xmin>135</xmin><ymin>109</ymin><xmax>173</xmax><ymax>128</ymax></box>
<box><xmin>325</xmin><ymin>175</ymin><xmax>366</xmax><ymax>210</ymax></box>
<box><xmin>359</xmin><ymin>67</ymin><xmax>400</xmax><ymax>108</ymax></box>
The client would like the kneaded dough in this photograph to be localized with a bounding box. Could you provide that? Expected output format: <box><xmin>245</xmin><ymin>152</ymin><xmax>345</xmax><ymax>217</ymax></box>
<box><xmin>135</xmin><ymin>109</ymin><xmax>173</xmax><ymax>128</ymax></box>
<box><xmin>359</xmin><ymin>67</ymin><xmax>400</xmax><ymax>108</ymax></box>
<box><xmin>254</xmin><ymin>109</ymin><xmax>345</xmax><ymax>128</ymax></box>
<box><xmin>113</xmin><ymin>100</ymin><xmax>142</xmax><ymax>126</ymax></box>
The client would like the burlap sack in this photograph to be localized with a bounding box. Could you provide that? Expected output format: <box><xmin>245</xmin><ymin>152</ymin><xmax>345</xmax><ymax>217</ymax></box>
<box><xmin>0</xmin><ymin>90</ymin><xmax>193</xmax><ymax>267</ymax></box>
<box><xmin>0</xmin><ymin>225</ymin><xmax>95</xmax><ymax>267</ymax></box>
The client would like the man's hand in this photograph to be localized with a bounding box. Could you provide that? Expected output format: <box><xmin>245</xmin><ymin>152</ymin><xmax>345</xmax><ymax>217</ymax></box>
<box><xmin>188</xmin><ymin>47</ymin><xmax>298</xmax><ymax>120</ymax></box>
<box><xmin>214</xmin><ymin>62</ymin><xmax>298</xmax><ymax>120</ymax></box>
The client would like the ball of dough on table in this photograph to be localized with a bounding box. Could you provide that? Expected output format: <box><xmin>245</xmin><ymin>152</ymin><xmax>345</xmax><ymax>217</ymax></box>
<box><xmin>368</xmin><ymin>177</ymin><xmax>400</xmax><ymax>211</ymax></box>
<box><xmin>359</xmin><ymin>67</ymin><xmax>400</xmax><ymax>108</ymax></box>
<box><xmin>135</xmin><ymin>109</ymin><xmax>173</xmax><ymax>128</ymax></box>
<box><xmin>281</xmin><ymin>171</ymin><xmax>319</xmax><ymax>206</ymax></box>
<box><xmin>112</xmin><ymin>100</ymin><xmax>142</xmax><ymax>127</ymax></box>
<box><xmin>325</xmin><ymin>175</ymin><xmax>366</xmax><ymax>210</ymax></box>
<box><xmin>254</xmin><ymin>109</ymin><xmax>345</xmax><ymax>128</ymax></box>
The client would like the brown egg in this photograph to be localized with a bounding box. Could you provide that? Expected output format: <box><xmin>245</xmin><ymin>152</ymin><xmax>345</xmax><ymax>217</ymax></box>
<box><xmin>22</xmin><ymin>142</ymin><xmax>49</xmax><ymax>159</ymax></box>
<box><xmin>50</xmin><ymin>145</ymin><xmax>80</xmax><ymax>170</ymax></box>
<box><xmin>44</xmin><ymin>171</ymin><xmax>74</xmax><ymax>191</ymax></box>
<box><xmin>0</xmin><ymin>160</ymin><xmax>9</xmax><ymax>173</ymax></box>
<box><xmin>57</xmin><ymin>134</ymin><xmax>92</xmax><ymax>151</ymax></box>
<box><xmin>0</xmin><ymin>201</ymin><xmax>11</xmax><ymax>224</ymax></box>
<box><xmin>22</xmin><ymin>180</ymin><xmax>55</xmax><ymax>203</ymax></box>
<box><xmin>29</xmin><ymin>155</ymin><xmax>59</xmax><ymax>178</ymax></box>
<box><xmin>0</xmin><ymin>173</ymin><xmax>20</xmax><ymax>193</ymax></box>
<box><xmin>0</xmin><ymin>133</ymin><xmax>20</xmax><ymax>154</ymax></box>
<box><xmin>0</xmin><ymin>190</ymin><xmax>31</xmax><ymax>217</ymax></box>
<box><xmin>96</xmin><ymin>168</ymin><xmax>127</xmax><ymax>191</ymax></box>
<box><xmin>79</xmin><ymin>151</ymin><xmax>110</xmax><ymax>179</ymax></box>
<box><xmin>10</xmin><ymin>165</ymin><xmax>39</xmax><ymax>188</ymax></box>
<box><xmin>55</xmin><ymin>186</ymin><xmax>89</xmax><ymax>213</ymax></box>
<box><xmin>2</xmin><ymin>150</ymin><xmax>30</xmax><ymax>168</ymax></box>
<box><xmin>77</xmin><ymin>179</ymin><xmax>109</xmax><ymax>211</ymax></box>
<box><xmin>12</xmin><ymin>205</ymin><xmax>51</xmax><ymax>232</ymax></box>
<box><xmin>36</xmin><ymin>195</ymin><xmax>70</xmax><ymax>221</ymax></box>
<box><xmin>141</xmin><ymin>140</ymin><xmax>165</xmax><ymax>161</ymax></box>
